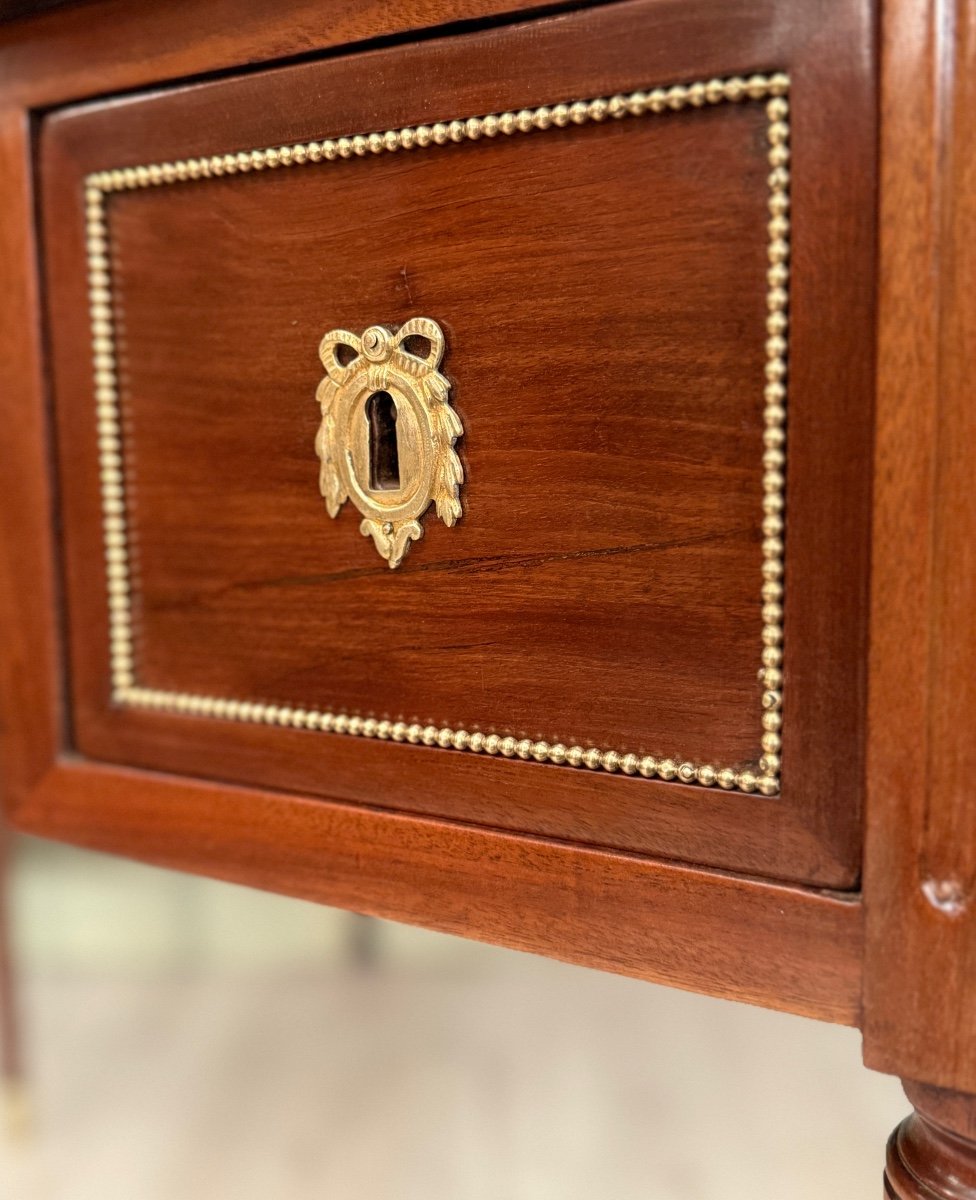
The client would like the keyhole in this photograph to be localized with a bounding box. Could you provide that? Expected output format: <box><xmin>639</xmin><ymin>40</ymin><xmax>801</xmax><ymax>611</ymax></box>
<box><xmin>366</xmin><ymin>391</ymin><xmax>400</xmax><ymax>491</ymax></box>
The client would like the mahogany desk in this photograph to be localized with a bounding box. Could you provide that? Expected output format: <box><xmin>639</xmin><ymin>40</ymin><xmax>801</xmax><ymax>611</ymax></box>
<box><xmin>0</xmin><ymin>0</ymin><xmax>973</xmax><ymax>1193</ymax></box>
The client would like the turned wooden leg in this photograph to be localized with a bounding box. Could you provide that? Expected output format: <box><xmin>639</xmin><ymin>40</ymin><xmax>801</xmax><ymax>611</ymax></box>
<box><xmin>885</xmin><ymin>1080</ymin><xmax>976</xmax><ymax>1199</ymax></box>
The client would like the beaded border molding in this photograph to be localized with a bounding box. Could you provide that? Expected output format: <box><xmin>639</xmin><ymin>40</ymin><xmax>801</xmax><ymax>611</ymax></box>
<box><xmin>83</xmin><ymin>72</ymin><xmax>789</xmax><ymax>796</ymax></box>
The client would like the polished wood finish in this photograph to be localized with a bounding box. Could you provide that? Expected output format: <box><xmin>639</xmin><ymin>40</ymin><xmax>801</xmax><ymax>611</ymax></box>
<box><xmin>51</xmin><ymin>86</ymin><xmax>773</xmax><ymax>768</ymax></box>
<box><xmin>3</xmin><ymin>0</ymin><xmax>976</xmax><ymax>1189</ymax></box>
<box><xmin>19</xmin><ymin>760</ymin><xmax>863</xmax><ymax>1024</ymax></box>
<box><xmin>885</xmin><ymin>1082</ymin><xmax>976</xmax><ymax>1200</ymax></box>
<box><xmin>37</xmin><ymin>0</ymin><xmax>875</xmax><ymax>887</ymax></box>
<box><xmin>863</xmin><ymin>0</ymin><xmax>976</xmax><ymax>1096</ymax></box>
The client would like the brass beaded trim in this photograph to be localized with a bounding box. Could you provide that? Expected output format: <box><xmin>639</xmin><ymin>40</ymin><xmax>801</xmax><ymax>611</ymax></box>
<box><xmin>84</xmin><ymin>72</ymin><xmax>790</xmax><ymax>796</ymax></box>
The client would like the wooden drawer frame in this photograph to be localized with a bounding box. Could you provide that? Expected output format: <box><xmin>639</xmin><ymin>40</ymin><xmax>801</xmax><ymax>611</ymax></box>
<box><xmin>1</xmin><ymin>0</ymin><xmax>975</xmax><ymax>1099</ymax></box>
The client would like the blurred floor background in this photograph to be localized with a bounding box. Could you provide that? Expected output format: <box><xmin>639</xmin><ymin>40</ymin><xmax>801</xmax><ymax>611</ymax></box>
<box><xmin>0</xmin><ymin>835</ymin><xmax>904</xmax><ymax>1200</ymax></box>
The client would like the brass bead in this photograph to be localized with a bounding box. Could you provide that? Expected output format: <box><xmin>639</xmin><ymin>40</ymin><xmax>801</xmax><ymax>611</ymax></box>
<box><xmin>569</xmin><ymin>100</ymin><xmax>588</xmax><ymax>124</ymax></box>
<box><xmin>768</xmin><ymin>166</ymin><xmax>790</xmax><ymax>191</ymax></box>
<box><xmin>549</xmin><ymin>743</ymin><xmax>568</xmax><ymax>764</ymax></box>
<box><xmin>767</xmin><ymin>96</ymin><xmax>789</xmax><ymax>121</ymax></box>
<box><xmin>697</xmin><ymin>764</ymin><xmax>717</xmax><ymax>787</ymax></box>
<box><xmin>452</xmin><ymin>729</ymin><xmax>469</xmax><ymax>750</ymax></box>
<box><xmin>761</xmin><ymin>731</ymin><xmax>782</xmax><ymax>754</ymax></box>
<box><xmin>436</xmin><ymin>726</ymin><xmax>454</xmax><ymax>748</ymax></box>
<box><xmin>756</xmin><ymin>775</ymin><xmax>779</xmax><ymax>796</ymax></box>
<box><xmin>716</xmin><ymin>768</ymin><xmax>737</xmax><ymax>790</ymax></box>
<box><xmin>666</xmin><ymin>85</ymin><xmax>688</xmax><ymax>109</ymax></box>
<box><xmin>638</xmin><ymin>755</ymin><xmax>657</xmax><ymax>778</ymax></box>
<box><xmin>657</xmin><ymin>758</ymin><xmax>677</xmax><ymax>780</ymax></box>
<box><xmin>621</xmin><ymin>753</ymin><xmax>639</xmax><ymax>775</ymax></box>
<box><xmin>532</xmin><ymin>741</ymin><xmax>550</xmax><ymax>762</ymax></box>
<box><xmin>704</xmin><ymin>78</ymin><xmax>725</xmax><ymax>104</ymax></box>
<box><xmin>516</xmin><ymin>738</ymin><xmax>534</xmax><ymax>760</ymax></box>
<box><xmin>532</xmin><ymin>107</ymin><xmax>552</xmax><ymax>130</ymax></box>
<box><xmin>468</xmin><ymin>731</ymin><xmax>485</xmax><ymax>752</ymax></box>
<box><xmin>767</xmin><ymin>120</ymin><xmax>789</xmax><ymax>146</ymax></box>
<box><xmin>677</xmin><ymin>761</ymin><xmax>696</xmax><ymax>784</ymax></box>
<box><xmin>767</xmin><ymin>287</ymin><xmax>789</xmax><ymax>312</ymax></box>
<box><xmin>583</xmin><ymin>747</ymin><xmax>602</xmax><ymax>769</ymax></box>
<box><xmin>768</xmin><ymin>216</ymin><xmax>790</xmax><ymax>241</ymax></box>
<box><xmin>601</xmin><ymin>750</ymin><xmax>620</xmax><ymax>772</ymax></box>
<box><xmin>550</xmin><ymin>104</ymin><xmax>570</xmax><ymax>127</ymax></box>
<box><xmin>746</xmin><ymin>74</ymin><xmax>769</xmax><ymax>100</ymax></box>
<box><xmin>500</xmin><ymin>736</ymin><xmax>517</xmax><ymax>757</ymax></box>
<box><xmin>566</xmin><ymin>745</ymin><xmax>584</xmax><ymax>767</ymax></box>
<box><xmin>606</xmin><ymin>94</ymin><xmax>627</xmax><ymax>118</ymax></box>
<box><xmin>736</xmin><ymin>771</ymin><xmax>757</xmax><ymax>792</ymax></box>
<box><xmin>648</xmin><ymin>88</ymin><xmax>668</xmax><ymax>112</ymax></box>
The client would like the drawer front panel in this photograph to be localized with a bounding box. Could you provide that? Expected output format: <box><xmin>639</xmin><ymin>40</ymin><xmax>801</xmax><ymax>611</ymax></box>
<box><xmin>40</xmin><ymin>0</ymin><xmax>875</xmax><ymax>885</ymax></box>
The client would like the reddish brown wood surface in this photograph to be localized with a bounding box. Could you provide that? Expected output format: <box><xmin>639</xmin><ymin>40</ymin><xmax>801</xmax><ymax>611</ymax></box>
<box><xmin>0</xmin><ymin>0</ymin><xmax>586</xmax><ymax>106</ymax></box>
<box><xmin>885</xmin><ymin>1082</ymin><xmax>976</xmax><ymax>1200</ymax></box>
<box><xmin>0</xmin><ymin>0</ymin><xmax>873</xmax><ymax>1035</ymax></box>
<box><xmin>15</xmin><ymin>760</ymin><xmax>863</xmax><ymax>1024</ymax></box>
<box><xmin>38</xmin><ymin>0</ymin><xmax>876</xmax><ymax>887</ymax></box>
<box><xmin>55</xmin><ymin>93</ymin><xmax>773</xmax><ymax>768</ymax></box>
<box><xmin>863</xmin><ymin>0</ymin><xmax>976</xmax><ymax>1094</ymax></box>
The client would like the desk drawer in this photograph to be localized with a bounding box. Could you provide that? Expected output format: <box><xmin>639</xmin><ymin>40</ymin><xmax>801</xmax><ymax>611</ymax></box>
<box><xmin>39</xmin><ymin>0</ymin><xmax>874</xmax><ymax>887</ymax></box>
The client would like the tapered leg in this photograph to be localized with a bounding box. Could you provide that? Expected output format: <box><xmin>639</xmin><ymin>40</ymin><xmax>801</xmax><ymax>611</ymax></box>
<box><xmin>885</xmin><ymin>1080</ymin><xmax>976</xmax><ymax>1199</ymax></box>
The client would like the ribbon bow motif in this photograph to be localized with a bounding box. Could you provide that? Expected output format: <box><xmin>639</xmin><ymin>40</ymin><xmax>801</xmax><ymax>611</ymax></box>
<box><xmin>314</xmin><ymin>317</ymin><xmax>463</xmax><ymax>568</ymax></box>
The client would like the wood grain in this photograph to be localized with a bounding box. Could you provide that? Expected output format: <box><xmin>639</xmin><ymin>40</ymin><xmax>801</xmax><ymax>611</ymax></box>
<box><xmin>38</xmin><ymin>0</ymin><xmax>876</xmax><ymax>887</ymax></box>
<box><xmin>862</xmin><ymin>0</ymin><xmax>976</xmax><ymax>1094</ymax></box>
<box><xmin>885</xmin><ymin>1082</ymin><xmax>976</xmax><ymax>1199</ymax></box>
<box><xmin>14</xmin><ymin>760</ymin><xmax>864</xmax><ymax>1025</ymax></box>
<box><xmin>70</xmin><ymin>89</ymin><xmax>771</xmax><ymax>766</ymax></box>
<box><xmin>0</xmin><ymin>0</ymin><xmax>874</xmax><ymax>1044</ymax></box>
